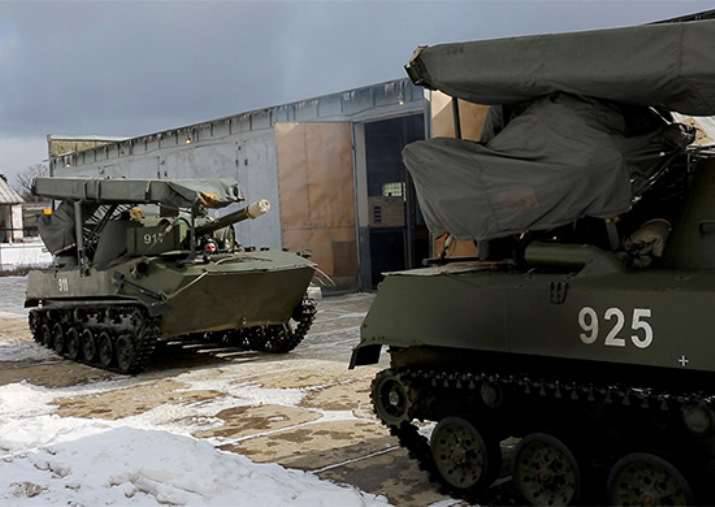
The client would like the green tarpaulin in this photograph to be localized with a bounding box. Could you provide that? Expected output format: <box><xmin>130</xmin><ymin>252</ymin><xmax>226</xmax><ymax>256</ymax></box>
<box><xmin>406</xmin><ymin>18</ymin><xmax>715</xmax><ymax>116</ymax></box>
<box><xmin>403</xmin><ymin>17</ymin><xmax>711</xmax><ymax>241</ymax></box>
<box><xmin>35</xmin><ymin>178</ymin><xmax>243</xmax><ymax>255</ymax></box>
<box><xmin>33</xmin><ymin>178</ymin><xmax>243</xmax><ymax>209</ymax></box>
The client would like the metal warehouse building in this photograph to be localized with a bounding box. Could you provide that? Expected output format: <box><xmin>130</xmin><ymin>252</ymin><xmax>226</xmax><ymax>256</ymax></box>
<box><xmin>48</xmin><ymin>78</ymin><xmax>484</xmax><ymax>290</ymax></box>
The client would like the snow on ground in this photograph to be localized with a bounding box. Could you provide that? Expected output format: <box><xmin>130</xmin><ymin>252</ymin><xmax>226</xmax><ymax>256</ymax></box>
<box><xmin>0</xmin><ymin>336</ymin><xmax>56</xmax><ymax>362</ymax></box>
<box><xmin>0</xmin><ymin>321</ymin><xmax>56</xmax><ymax>362</ymax></box>
<box><xmin>0</xmin><ymin>381</ymin><xmax>131</xmax><ymax>453</ymax></box>
<box><xmin>0</xmin><ymin>427</ymin><xmax>390</xmax><ymax>506</ymax></box>
<box><xmin>0</xmin><ymin>369</ymin><xmax>390</xmax><ymax>506</ymax></box>
<box><xmin>119</xmin><ymin>374</ymin><xmax>316</xmax><ymax>438</ymax></box>
<box><xmin>0</xmin><ymin>276</ymin><xmax>57</xmax><ymax>362</ymax></box>
<box><xmin>0</xmin><ymin>279</ymin><xmax>389</xmax><ymax>505</ymax></box>
<box><xmin>0</xmin><ymin>364</ymin><xmax>356</xmax><ymax>451</ymax></box>
<box><xmin>0</xmin><ymin>276</ymin><xmax>28</xmax><ymax>315</ymax></box>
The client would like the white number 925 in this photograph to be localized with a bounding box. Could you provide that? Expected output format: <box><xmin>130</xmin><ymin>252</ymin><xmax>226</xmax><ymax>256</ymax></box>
<box><xmin>578</xmin><ymin>306</ymin><xmax>653</xmax><ymax>349</ymax></box>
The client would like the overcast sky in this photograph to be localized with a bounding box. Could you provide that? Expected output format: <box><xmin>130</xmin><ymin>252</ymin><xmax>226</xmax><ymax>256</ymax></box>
<box><xmin>2</xmin><ymin>0</ymin><xmax>715</xmax><ymax>184</ymax></box>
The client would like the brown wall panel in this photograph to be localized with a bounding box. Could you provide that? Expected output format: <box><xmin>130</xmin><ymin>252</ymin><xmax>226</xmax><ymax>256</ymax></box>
<box><xmin>304</xmin><ymin>124</ymin><xmax>355</xmax><ymax>228</ymax></box>
<box><xmin>431</xmin><ymin>90</ymin><xmax>489</xmax><ymax>141</ymax></box>
<box><xmin>434</xmin><ymin>235</ymin><xmax>478</xmax><ymax>258</ymax></box>
<box><xmin>273</xmin><ymin>124</ymin><xmax>311</xmax><ymax>230</ymax></box>
<box><xmin>275</xmin><ymin>122</ymin><xmax>357</xmax><ymax>287</ymax></box>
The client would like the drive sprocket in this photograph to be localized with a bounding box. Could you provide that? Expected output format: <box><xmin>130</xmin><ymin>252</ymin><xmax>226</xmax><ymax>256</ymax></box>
<box><xmin>248</xmin><ymin>297</ymin><xmax>317</xmax><ymax>353</ymax></box>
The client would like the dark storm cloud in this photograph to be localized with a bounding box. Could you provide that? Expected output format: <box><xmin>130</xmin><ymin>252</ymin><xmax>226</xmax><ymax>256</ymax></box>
<box><xmin>1</xmin><ymin>1</ymin><xmax>715</xmax><ymax>139</ymax></box>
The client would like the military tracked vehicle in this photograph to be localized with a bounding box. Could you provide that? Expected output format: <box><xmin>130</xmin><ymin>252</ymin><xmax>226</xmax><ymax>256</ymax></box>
<box><xmin>351</xmin><ymin>12</ymin><xmax>715</xmax><ymax>506</ymax></box>
<box><xmin>26</xmin><ymin>177</ymin><xmax>317</xmax><ymax>374</ymax></box>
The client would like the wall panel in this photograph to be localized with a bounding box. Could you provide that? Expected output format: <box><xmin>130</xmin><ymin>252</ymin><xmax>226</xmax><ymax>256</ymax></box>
<box><xmin>275</xmin><ymin>122</ymin><xmax>357</xmax><ymax>288</ymax></box>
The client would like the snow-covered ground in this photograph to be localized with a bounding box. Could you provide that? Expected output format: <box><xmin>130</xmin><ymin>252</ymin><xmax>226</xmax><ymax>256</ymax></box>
<box><xmin>0</xmin><ymin>372</ymin><xmax>390</xmax><ymax>506</ymax></box>
<box><xmin>0</xmin><ymin>277</ymin><xmax>388</xmax><ymax>507</ymax></box>
<box><xmin>0</xmin><ymin>427</ymin><xmax>386</xmax><ymax>507</ymax></box>
<box><xmin>1</xmin><ymin>427</ymin><xmax>387</xmax><ymax>506</ymax></box>
<box><xmin>0</xmin><ymin>316</ymin><xmax>56</xmax><ymax>362</ymax></box>
<box><xmin>0</xmin><ymin>275</ymin><xmax>28</xmax><ymax>315</ymax></box>
<box><xmin>0</xmin><ymin>277</ymin><xmax>398</xmax><ymax>506</ymax></box>
<box><xmin>0</xmin><ymin>277</ymin><xmax>55</xmax><ymax>361</ymax></box>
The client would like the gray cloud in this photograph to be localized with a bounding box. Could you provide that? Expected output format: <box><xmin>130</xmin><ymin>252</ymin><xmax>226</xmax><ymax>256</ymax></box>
<box><xmin>1</xmin><ymin>0</ymin><xmax>715</xmax><ymax>178</ymax></box>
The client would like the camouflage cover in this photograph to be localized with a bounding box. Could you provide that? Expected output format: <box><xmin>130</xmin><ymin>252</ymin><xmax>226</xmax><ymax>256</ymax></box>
<box><xmin>32</xmin><ymin>178</ymin><xmax>243</xmax><ymax>209</ymax></box>
<box><xmin>34</xmin><ymin>178</ymin><xmax>243</xmax><ymax>255</ymax></box>
<box><xmin>406</xmin><ymin>18</ymin><xmax>715</xmax><ymax>115</ymax></box>
<box><xmin>404</xmin><ymin>95</ymin><xmax>692</xmax><ymax>241</ymax></box>
<box><xmin>402</xmin><ymin>17</ymin><xmax>713</xmax><ymax>241</ymax></box>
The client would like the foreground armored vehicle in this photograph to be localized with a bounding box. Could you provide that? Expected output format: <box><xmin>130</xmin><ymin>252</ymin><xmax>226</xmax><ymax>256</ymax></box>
<box><xmin>351</xmin><ymin>12</ymin><xmax>715</xmax><ymax>506</ymax></box>
<box><xmin>26</xmin><ymin>177</ymin><xmax>317</xmax><ymax>374</ymax></box>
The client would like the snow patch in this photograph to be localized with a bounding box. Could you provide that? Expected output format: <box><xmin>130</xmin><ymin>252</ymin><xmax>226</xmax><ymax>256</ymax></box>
<box><xmin>0</xmin><ymin>382</ymin><xmax>58</xmax><ymax>418</ymax></box>
<box><xmin>0</xmin><ymin>310</ymin><xmax>56</xmax><ymax>362</ymax></box>
<box><xmin>428</xmin><ymin>501</ymin><xmax>464</xmax><ymax>507</ymax></box>
<box><xmin>0</xmin><ymin>381</ymin><xmax>136</xmax><ymax>453</ymax></box>
<box><xmin>177</xmin><ymin>373</ymin><xmax>306</xmax><ymax>407</ymax></box>
<box><xmin>0</xmin><ymin>414</ymin><xmax>112</xmax><ymax>454</ymax></box>
<box><xmin>0</xmin><ymin>276</ymin><xmax>29</xmax><ymax>315</ymax></box>
<box><xmin>0</xmin><ymin>335</ymin><xmax>57</xmax><ymax>362</ymax></box>
<box><xmin>0</xmin><ymin>427</ymin><xmax>390</xmax><ymax>506</ymax></box>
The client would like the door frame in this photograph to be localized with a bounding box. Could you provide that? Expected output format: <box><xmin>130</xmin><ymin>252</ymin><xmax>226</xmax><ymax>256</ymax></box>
<box><xmin>352</xmin><ymin>112</ymin><xmax>427</xmax><ymax>291</ymax></box>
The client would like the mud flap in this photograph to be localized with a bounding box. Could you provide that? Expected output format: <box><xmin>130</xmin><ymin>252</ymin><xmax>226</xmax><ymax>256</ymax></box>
<box><xmin>349</xmin><ymin>344</ymin><xmax>382</xmax><ymax>369</ymax></box>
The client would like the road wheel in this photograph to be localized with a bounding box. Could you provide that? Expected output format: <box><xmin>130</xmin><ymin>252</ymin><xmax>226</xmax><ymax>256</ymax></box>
<box><xmin>64</xmin><ymin>327</ymin><xmax>80</xmax><ymax>360</ymax></box>
<box><xmin>81</xmin><ymin>329</ymin><xmax>97</xmax><ymax>362</ymax></box>
<box><xmin>513</xmin><ymin>433</ymin><xmax>581</xmax><ymax>506</ymax></box>
<box><xmin>28</xmin><ymin>312</ymin><xmax>40</xmax><ymax>341</ymax></box>
<box><xmin>51</xmin><ymin>323</ymin><xmax>65</xmax><ymax>355</ymax></box>
<box><xmin>97</xmin><ymin>331</ymin><xmax>114</xmax><ymax>368</ymax></box>
<box><xmin>607</xmin><ymin>452</ymin><xmax>692</xmax><ymax>506</ymax></box>
<box><xmin>39</xmin><ymin>323</ymin><xmax>51</xmax><ymax>347</ymax></box>
<box><xmin>115</xmin><ymin>334</ymin><xmax>136</xmax><ymax>374</ymax></box>
<box><xmin>430</xmin><ymin>416</ymin><xmax>500</xmax><ymax>495</ymax></box>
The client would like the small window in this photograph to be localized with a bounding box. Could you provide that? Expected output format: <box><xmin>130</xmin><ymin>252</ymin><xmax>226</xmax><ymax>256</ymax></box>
<box><xmin>382</xmin><ymin>182</ymin><xmax>404</xmax><ymax>197</ymax></box>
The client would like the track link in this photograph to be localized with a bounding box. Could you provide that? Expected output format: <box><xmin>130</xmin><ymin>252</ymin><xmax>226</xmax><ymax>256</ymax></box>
<box><xmin>29</xmin><ymin>303</ymin><xmax>160</xmax><ymax>374</ymax></box>
<box><xmin>223</xmin><ymin>296</ymin><xmax>317</xmax><ymax>354</ymax></box>
<box><xmin>27</xmin><ymin>297</ymin><xmax>318</xmax><ymax>374</ymax></box>
<box><xmin>372</xmin><ymin>366</ymin><xmax>714</xmax><ymax>505</ymax></box>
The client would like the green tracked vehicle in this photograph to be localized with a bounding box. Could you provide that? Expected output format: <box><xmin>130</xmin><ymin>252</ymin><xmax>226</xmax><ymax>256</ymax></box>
<box><xmin>351</xmin><ymin>11</ymin><xmax>715</xmax><ymax>506</ymax></box>
<box><xmin>26</xmin><ymin>177</ymin><xmax>318</xmax><ymax>374</ymax></box>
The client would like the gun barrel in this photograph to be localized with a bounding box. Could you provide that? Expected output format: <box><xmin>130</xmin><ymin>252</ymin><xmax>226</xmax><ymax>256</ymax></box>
<box><xmin>195</xmin><ymin>199</ymin><xmax>271</xmax><ymax>236</ymax></box>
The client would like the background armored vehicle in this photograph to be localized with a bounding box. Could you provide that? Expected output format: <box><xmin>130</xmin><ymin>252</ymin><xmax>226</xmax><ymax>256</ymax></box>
<box><xmin>26</xmin><ymin>177</ymin><xmax>317</xmax><ymax>374</ymax></box>
<box><xmin>351</xmin><ymin>12</ymin><xmax>715</xmax><ymax>506</ymax></box>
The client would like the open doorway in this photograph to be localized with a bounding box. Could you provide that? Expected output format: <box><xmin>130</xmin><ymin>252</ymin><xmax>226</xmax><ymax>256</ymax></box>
<box><xmin>364</xmin><ymin>114</ymin><xmax>427</xmax><ymax>287</ymax></box>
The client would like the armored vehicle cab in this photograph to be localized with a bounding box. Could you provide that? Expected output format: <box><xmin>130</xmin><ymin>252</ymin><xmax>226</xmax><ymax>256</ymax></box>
<box><xmin>351</xmin><ymin>11</ymin><xmax>715</xmax><ymax>506</ymax></box>
<box><xmin>27</xmin><ymin>177</ymin><xmax>317</xmax><ymax>374</ymax></box>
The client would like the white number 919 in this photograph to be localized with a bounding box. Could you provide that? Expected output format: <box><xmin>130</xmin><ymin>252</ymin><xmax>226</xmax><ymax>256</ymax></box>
<box><xmin>578</xmin><ymin>307</ymin><xmax>653</xmax><ymax>349</ymax></box>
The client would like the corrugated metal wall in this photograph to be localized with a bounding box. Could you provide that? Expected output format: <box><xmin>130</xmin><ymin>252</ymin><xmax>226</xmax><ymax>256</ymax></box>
<box><xmin>59</xmin><ymin>129</ymin><xmax>283</xmax><ymax>248</ymax></box>
<box><xmin>50</xmin><ymin>78</ymin><xmax>425</xmax><ymax>258</ymax></box>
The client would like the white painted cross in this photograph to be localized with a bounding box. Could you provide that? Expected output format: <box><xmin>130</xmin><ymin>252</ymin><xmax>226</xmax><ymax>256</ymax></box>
<box><xmin>678</xmin><ymin>355</ymin><xmax>689</xmax><ymax>368</ymax></box>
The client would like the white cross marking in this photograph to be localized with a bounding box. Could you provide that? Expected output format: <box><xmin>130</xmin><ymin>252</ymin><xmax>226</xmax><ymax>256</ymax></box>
<box><xmin>678</xmin><ymin>355</ymin><xmax>689</xmax><ymax>368</ymax></box>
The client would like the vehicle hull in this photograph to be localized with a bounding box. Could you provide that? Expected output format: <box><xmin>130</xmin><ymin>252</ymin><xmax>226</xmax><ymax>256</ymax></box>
<box><xmin>27</xmin><ymin>249</ymin><xmax>315</xmax><ymax>339</ymax></box>
<box><xmin>356</xmin><ymin>264</ymin><xmax>715</xmax><ymax>374</ymax></box>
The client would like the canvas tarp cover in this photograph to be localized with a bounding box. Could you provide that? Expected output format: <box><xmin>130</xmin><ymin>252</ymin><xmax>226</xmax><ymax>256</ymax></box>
<box><xmin>403</xmin><ymin>94</ymin><xmax>690</xmax><ymax>241</ymax></box>
<box><xmin>32</xmin><ymin>178</ymin><xmax>243</xmax><ymax>209</ymax></box>
<box><xmin>37</xmin><ymin>201</ymin><xmax>100</xmax><ymax>255</ymax></box>
<box><xmin>406</xmin><ymin>19</ymin><xmax>715</xmax><ymax>116</ymax></box>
